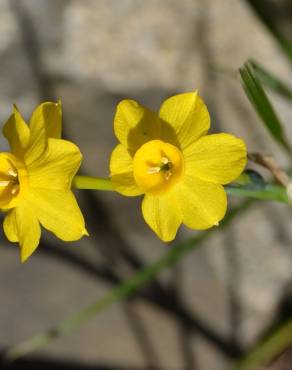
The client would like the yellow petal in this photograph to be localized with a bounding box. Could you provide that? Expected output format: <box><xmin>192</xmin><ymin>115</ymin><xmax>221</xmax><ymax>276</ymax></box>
<box><xmin>3</xmin><ymin>209</ymin><xmax>18</xmax><ymax>242</ymax></box>
<box><xmin>184</xmin><ymin>133</ymin><xmax>247</xmax><ymax>184</ymax></box>
<box><xmin>114</xmin><ymin>99</ymin><xmax>161</xmax><ymax>155</ymax></box>
<box><xmin>176</xmin><ymin>175</ymin><xmax>227</xmax><ymax>230</ymax></box>
<box><xmin>27</xmin><ymin>189</ymin><xmax>87</xmax><ymax>241</ymax></box>
<box><xmin>3</xmin><ymin>202</ymin><xmax>41</xmax><ymax>262</ymax></box>
<box><xmin>159</xmin><ymin>91</ymin><xmax>210</xmax><ymax>149</ymax></box>
<box><xmin>25</xmin><ymin>102</ymin><xmax>62</xmax><ymax>165</ymax></box>
<box><xmin>110</xmin><ymin>144</ymin><xmax>142</xmax><ymax>196</ymax></box>
<box><xmin>2</xmin><ymin>105</ymin><xmax>30</xmax><ymax>158</ymax></box>
<box><xmin>142</xmin><ymin>192</ymin><xmax>182</xmax><ymax>241</ymax></box>
<box><xmin>28</xmin><ymin>138</ymin><xmax>82</xmax><ymax>190</ymax></box>
<box><xmin>30</xmin><ymin>101</ymin><xmax>62</xmax><ymax>139</ymax></box>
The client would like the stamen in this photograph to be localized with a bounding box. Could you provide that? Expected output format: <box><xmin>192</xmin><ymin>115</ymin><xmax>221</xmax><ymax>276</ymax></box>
<box><xmin>148</xmin><ymin>166</ymin><xmax>161</xmax><ymax>174</ymax></box>
<box><xmin>165</xmin><ymin>171</ymin><xmax>172</xmax><ymax>180</ymax></box>
<box><xmin>8</xmin><ymin>168</ymin><xmax>17</xmax><ymax>177</ymax></box>
<box><xmin>148</xmin><ymin>156</ymin><xmax>173</xmax><ymax>178</ymax></box>
<box><xmin>161</xmin><ymin>157</ymin><xmax>169</xmax><ymax>165</ymax></box>
<box><xmin>0</xmin><ymin>168</ymin><xmax>20</xmax><ymax>194</ymax></box>
<box><xmin>11</xmin><ymin>184</ymin><xmax>19</xmax><ymax>195</ymax></box>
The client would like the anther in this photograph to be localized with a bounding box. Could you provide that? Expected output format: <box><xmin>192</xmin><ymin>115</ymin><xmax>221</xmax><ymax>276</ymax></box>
<box><xmin>165</xmin><ymin>171</ymin><xmax>172</xmax><ymax>181</ymax></box>
<box><xmin>148</xmin><ymin>166</ymin><xmax>161</xmax><ymax>174</ymax></box>
<box><xmin>8</xmin><ymin>168</ymin><xmax>17</xmax><ymax>178</ymax></box>
<box><xmin>0</xmin><ymin>180</ymin><xmax>10</xmax><ymax>187</ymax></box>
<box><xmin>11</xmin><ymin>184</ymin><xmax>19</xmax><ymax>195</ymax></box>
<box><xmin>161</xmin><ymin>157</ymin><xmax>169</xmax><ymax>165</ymax></box>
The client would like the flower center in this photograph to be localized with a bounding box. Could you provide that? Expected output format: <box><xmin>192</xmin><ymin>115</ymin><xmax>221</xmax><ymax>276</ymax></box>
<box><xmin>0</xmin><ymin>153</ymin><xmax>28</xmax><ymax>209</ymax></box>
<box><xmin>133</xmin><ymin>140</ymin><xmax>184</xmax><ymax>195</ymax></box>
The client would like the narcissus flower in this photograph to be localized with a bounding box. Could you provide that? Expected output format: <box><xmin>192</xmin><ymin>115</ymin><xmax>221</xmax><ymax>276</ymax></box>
<box><xmin>110</xmin><ymin>91</ymin><xmax>247</xmax><ymax>241</ymax></box>
<box><xmin>1</xmin><ymin>102</ymin><xmax>87</xmax><ymax>262</ymax></box>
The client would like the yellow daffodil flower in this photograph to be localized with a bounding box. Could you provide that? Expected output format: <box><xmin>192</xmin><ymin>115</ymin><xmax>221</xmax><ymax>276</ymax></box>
<box><xmin>110</xmin><ymin>91</ymin><xmax>247</xmax><ymax>241</ymax></box>
<box><xmin>1</xmin><ymin>102</ymin><xmax>87</xmax><ymax>262</ymax></box>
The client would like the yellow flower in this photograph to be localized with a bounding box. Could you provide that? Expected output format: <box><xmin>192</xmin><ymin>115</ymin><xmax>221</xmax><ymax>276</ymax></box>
<box><xmin>1</xmin><ymin>102</ymin><xmax>87</xmax><ymax>262</ymax></box>
<box><xmin>110</xmin><ymin>91</ymin><xmax>247</xmax><ymax>241</ymax></box>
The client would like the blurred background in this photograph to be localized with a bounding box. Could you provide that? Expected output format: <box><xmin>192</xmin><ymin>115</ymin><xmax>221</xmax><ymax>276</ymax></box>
<box><xmin>1</xmin><ymin>1</ymin><xmax>292</xmax><ymax>369</ymax></box>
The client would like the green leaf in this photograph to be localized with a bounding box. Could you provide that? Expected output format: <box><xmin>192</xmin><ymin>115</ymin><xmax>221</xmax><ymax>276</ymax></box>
<box><xmin>239</xmin><ymin>61</ymin><xmax>292</xmax><ymax>154</ymax></box>
<box><xmin>250</xmin><ymin>59</ymin><xmax>292</xmax><ymax>101</ymax></box>
<box><xmin>3</xmin><ymin>200</ymin><xmax>252</xmax><ymax>362</ymax></box>
<box><xmin>229</xmin><ymin>317</ymin><xmax>292</xmax><ymax>370</ymax></box>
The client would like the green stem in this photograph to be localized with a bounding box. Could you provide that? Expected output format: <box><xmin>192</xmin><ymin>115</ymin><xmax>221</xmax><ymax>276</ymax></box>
<box><xmin>72</xmin><ymin>176</ymin><xmax>291</xmax><ymax>204</ymax></box>
<box><xmin>229</xmin><ymin>317</ymin><xmax>292</xmax><ymax>370</ymax></box>
<box><xmin>73</xmin><ymin>176</ymin><xmax>113</xmax><ymax>191</ymax></box>
<box><xmin>225</xmin><ymin>184</ymin><xmax>290</xmax><ymax>203</ymax></box>
<box><xmin>3</xmin><ymin>200</ymin><xmax>252</xmax><ymax>362</ymax></box>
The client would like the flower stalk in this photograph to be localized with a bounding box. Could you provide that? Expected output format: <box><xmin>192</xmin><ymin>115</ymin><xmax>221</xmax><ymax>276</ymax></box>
<box><xmin>72</xmin><ymin>175</ymin><xmax>290</xmax><ymax>204</ymax></box>
<box><xmin>73</xmin><ymin>176</ymin><xmax>113</xmax><ymax>191</ymax></box>
<box><xmin>3</xmin><ymin>200</ymin><xmax>251</xmax><ymax>362</ymax></box>
<box><xmin>225</xmin><ymin>184</ymin><xmax>289</xmax><ymax>203</ymax></box>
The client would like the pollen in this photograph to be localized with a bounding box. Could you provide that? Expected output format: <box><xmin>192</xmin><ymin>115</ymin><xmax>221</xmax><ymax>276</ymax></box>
<box><xmin>133</xmin><ymin>140</ymin><xmax>184</xmax><ymax>195</ymax></box>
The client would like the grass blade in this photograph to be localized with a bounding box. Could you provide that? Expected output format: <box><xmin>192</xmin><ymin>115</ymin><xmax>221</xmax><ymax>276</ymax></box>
<box><xmin>229</xmin><ymin>317</ymin><xmax>292</xmax><ymax>370</ymax></box>
<box><xmin>3</xmin><ymin>200</ymin><xmax>252</xmax><ymax>362</ymax></box>
<box><xmin>239</xmin><ymin>61</ymin><xmax>292</xmax><ymax>154</ymax></box>
<box><xmin>249</xmin><ymin>59</ymin><xmax>292</xmax><ymax>101</ymax></box>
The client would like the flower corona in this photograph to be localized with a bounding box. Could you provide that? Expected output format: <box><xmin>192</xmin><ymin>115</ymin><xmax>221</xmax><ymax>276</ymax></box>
<box><xmin>133</xmin><ymin>140</ymin><xmax>184</xmax><ymax>195</ymax></box>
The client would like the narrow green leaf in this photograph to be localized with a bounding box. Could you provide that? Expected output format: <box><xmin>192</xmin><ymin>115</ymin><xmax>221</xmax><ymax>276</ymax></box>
<box><xmin>3</xmin><ymin>200</ymin><xmax>252</xmax><ymax>362</ymax></box>
<box><xmin>229</xmin><ymin>317</ymin><xmax>292</xmax><ymax>370</ymax></box>
<box><xmin>239</xmin><ymin>61</ymin><xmax>292</xmax><ymax>154</ymax></box>
<box><xmin>249</xmin><ymin>59</ymin><xmax>292</xmax><ymax>101</ymax></box>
